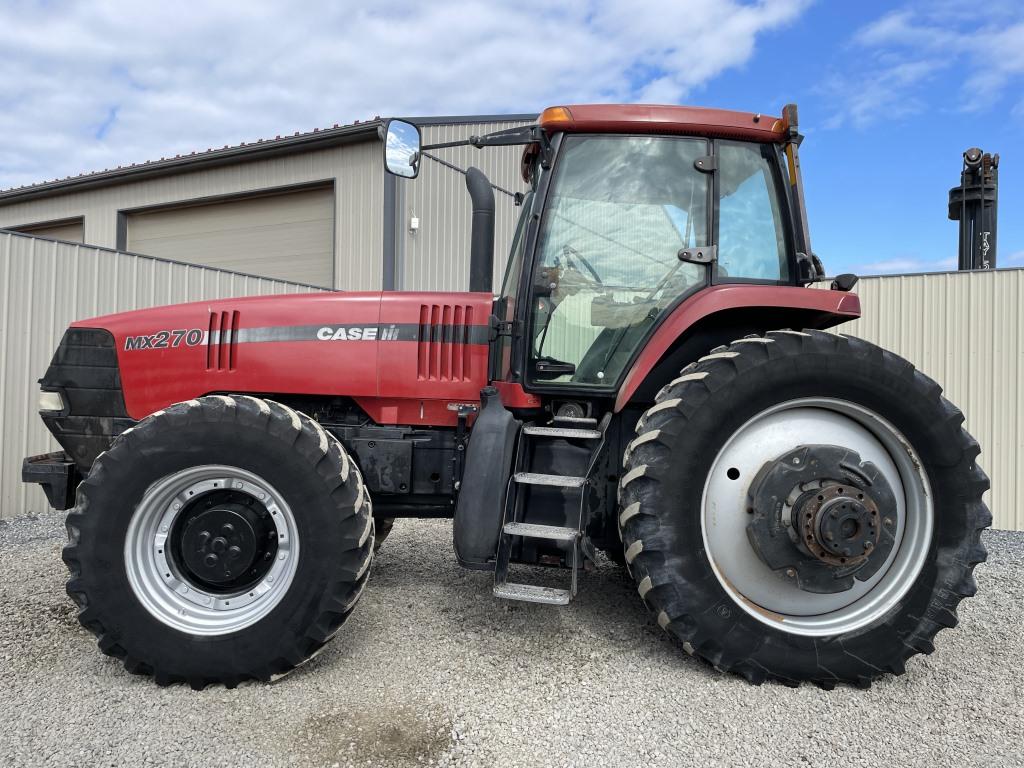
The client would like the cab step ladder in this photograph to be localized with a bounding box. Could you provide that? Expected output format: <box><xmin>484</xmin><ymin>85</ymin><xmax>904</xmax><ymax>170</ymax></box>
<box><xmin>493</xmin><ymin>413</ymin><xmax>611</xmax><ymax>605</ymax></box>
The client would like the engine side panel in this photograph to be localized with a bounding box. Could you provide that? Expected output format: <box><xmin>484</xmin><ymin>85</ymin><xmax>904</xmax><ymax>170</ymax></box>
<box><xmin>70</xmin><ymin>291</ymin><xmax>494</xmax><ymax>425</ymax></box>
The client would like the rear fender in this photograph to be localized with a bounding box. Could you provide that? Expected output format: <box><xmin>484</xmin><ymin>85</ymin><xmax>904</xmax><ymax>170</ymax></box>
<box><xmin>615</xmin><ymin>285</ymin><xmax>860</xmax><ymax>411</ymax></box>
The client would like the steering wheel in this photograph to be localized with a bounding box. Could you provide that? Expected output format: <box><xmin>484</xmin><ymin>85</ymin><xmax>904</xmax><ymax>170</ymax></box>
<box><xmin>562</xmin><ymin>245</ymin><xmax>603</xmax><ymax>285</ymax></box>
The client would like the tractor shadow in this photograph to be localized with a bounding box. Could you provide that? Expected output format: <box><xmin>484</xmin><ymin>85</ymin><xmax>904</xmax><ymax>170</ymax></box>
<box><xmin>379</xmin><ymin>522</ymin><xmax>713</xmax><ymax>676</ymax></box>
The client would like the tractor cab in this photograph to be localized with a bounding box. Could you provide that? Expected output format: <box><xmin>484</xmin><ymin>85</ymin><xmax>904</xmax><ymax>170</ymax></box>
<box><xmin>384</xmin><ymin>104</ymin><xmax>820</xmax><ymax>407</ymax></box>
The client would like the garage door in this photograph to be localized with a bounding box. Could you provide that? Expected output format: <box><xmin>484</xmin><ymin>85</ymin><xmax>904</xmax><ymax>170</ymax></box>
<box><xmin>12</xmin><ymin>218</ymin><xmax>84</xmax><ymax>243</ymax></box>
<box><xmin>126</xmin><ymin>185</ymin><xmax>334</xmax><ymax>288</ymax></box>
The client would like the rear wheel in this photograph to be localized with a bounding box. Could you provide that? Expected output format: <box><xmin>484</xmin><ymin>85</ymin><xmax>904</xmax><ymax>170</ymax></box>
<box><xmin>618</xmin><ymin>330</ymin><xmax>990</xmax><ymax>686</ymax></box>
<box><xmin>63</xmin><ymin>395</ymin><xmax>374</xmax><ymax>688</ymax></box>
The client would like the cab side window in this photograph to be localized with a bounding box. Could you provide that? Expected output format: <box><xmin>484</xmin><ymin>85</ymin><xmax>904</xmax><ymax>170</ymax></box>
<box><xmin>717</xmin><ymin>141</ymin><xmax>790</xmax><ymax>281</ymax></box>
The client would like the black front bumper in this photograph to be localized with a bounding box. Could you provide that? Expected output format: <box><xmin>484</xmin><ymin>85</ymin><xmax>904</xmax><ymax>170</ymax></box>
<box><xmin>23</xmin><ymin>451</ymin><xmax>81</xmax><ymax>510</ymax></box>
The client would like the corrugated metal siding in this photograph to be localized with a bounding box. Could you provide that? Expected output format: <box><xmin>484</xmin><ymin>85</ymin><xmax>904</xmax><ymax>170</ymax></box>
<box><xmin>0</xmin><ymin>231</ymin><xmax>325</xmax><ymax>520</ymax></box>
<box><xmin>0</xmin><ymin>141</ymin><xmax>383</xmax><ymax>290</ymax></box>
<box><xmin>400</xmin><ymin>120</ymin><xmax>534</xmax><ymax>292</ymax></box>
<box><xmin>827</xmin><ymin>269</ymin><xmax>1023</xmax><ymax>530</ymax></box>
<box><xmin>335</xmin><ymin>140</ymin><xmax>384</xmax><ymax>291</ymax></box>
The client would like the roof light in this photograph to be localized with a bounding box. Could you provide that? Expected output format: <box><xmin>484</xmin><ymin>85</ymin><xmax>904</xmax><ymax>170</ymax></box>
<box><xmin>539</xmin><ymin>106</ymin><xmax>574</xmax><ymax>129</ymax></box>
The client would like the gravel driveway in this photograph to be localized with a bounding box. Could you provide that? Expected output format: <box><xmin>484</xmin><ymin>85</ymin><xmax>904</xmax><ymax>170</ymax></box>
<box><xmin>1</xmin><ymin>510</ymin><xmax>1021</xmax><ymax>767</ymax></box>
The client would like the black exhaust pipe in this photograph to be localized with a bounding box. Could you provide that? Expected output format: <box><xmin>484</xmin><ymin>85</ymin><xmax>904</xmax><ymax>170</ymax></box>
<box><xmin>465</xmin><ymin>166</ymin><xmax>495</xmax><ymax>293</ymax></box>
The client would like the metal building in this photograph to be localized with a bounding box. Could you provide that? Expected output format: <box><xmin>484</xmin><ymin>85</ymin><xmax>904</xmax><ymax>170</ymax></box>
<box><xmin>0</xmin><ymin>114</ymin><xmax>1020</xmax><ymax>530</ymax></box>
<box><xmin>0</xmin><ymin>115</ymin><xmax>536</xmax><ymax>292</ymax></box>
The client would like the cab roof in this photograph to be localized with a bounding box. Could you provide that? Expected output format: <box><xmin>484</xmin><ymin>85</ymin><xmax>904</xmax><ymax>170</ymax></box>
<box><xmin>539</xmin><ymin>104</ymin><xmax>787</xmax><ymax>143</ymax></box>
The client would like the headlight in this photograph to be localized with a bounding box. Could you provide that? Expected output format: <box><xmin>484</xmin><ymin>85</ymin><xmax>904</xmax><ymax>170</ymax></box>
<box><xmin>38</xmin><ymin>390</ymin><xmax>65</xmax><ymax>413</ymax></box>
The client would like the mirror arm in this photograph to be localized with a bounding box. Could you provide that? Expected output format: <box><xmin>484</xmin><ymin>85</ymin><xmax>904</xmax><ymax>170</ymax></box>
<box><xmin>420</xmin><ymin>124</ymin><xmax>542</xmax><ymax>152</ymax></box>
<box><xmin>420</xmin><ymin>138</ymin><xmax>476</xmax><ymax>151</ymax></box>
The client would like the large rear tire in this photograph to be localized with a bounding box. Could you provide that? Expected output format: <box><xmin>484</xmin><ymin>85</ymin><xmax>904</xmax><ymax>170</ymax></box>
<box><xmin>63</xmin><ymin>395</ymin><xmax>374</xmax><ymax>689</ymax></box>
<box><xmin>618</xmin><ymin>330</ymin><xmax>990</xmax><ymax>687</ymax></box>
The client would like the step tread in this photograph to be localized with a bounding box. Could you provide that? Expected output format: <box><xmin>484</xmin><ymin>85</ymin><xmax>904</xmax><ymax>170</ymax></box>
<box><xmin>493</xmin><ymin>582</ymin><xmax>571</xmax><ymax>605</ymax></box>
<box><xmin>552</xmin><ymin>415</ymin><xmax>598</xmax><ymax>425</ymax></box>
<box><xmin>503</xmin><ymin>522</ymin><xmax>579</xmax><ymax>542</ymax></box>
<box><xmin>513</xmin><ymin>472</ymin><xmax>586</xmax><ymax>488</ymax></box>
<box><xmin>523</xmin><ymin>426</ymin><xmax>601</xmax><ymax>439</ymax></box>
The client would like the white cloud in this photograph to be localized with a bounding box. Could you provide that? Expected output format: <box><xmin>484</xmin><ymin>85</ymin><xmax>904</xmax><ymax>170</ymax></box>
<box><xmin>825</xmin><ymin>3</ymin><xmax>1024</xmax><ymax>127</ymax></box>
<box><xmin>821</xmin><ymin>57</ymin><xmax>945</xmax><ymax>129</ymax></box>
<box><xmin>0</xmin><ymin>0</ymin><xmax>808</xmax><ymax>190</ymax></box>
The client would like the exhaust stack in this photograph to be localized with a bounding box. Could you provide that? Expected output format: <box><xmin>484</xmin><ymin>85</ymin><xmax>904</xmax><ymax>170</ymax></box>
<box><xmin>465</xmin><ymin>166</ymin><xmax>495</xmax><ymax>293</ymax></box>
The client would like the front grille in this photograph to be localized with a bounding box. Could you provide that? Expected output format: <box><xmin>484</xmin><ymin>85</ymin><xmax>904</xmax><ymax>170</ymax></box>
<box><xmin>206</xmin><ymin>310</ymin><xmax>239</xmax><ymax>371</ymax></box>
<box><xmin>40</xmin><ymin>328</ymin><xmax>133</xmax><ymax>470</ymax></box>
<box><xmin>41</xmin><ymin>328</ymin><xmax>127</xmax><ymax>416</ymax></box>
<box><xmin>416</xmin><ymin>303</ymin><xmax>474</xmax><ymax>381</ymax></box>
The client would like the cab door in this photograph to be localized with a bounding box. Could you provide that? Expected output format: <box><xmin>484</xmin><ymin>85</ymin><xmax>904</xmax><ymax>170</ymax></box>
<box><xmin>524</xmin><ymin>134</ymin><xmax>711</xmax><ymax>389</ymax></box>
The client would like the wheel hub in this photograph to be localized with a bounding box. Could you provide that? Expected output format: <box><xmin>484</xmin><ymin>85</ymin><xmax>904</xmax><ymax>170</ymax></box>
<box><xmin>746</xmin><ymin>444</ymin><xmax>898</xmax><ymax>594</ymax></box>
<box><xmin>809</xmin><ymin>492</ymin><xmax>878</xmax><ymax>564</ymax></box>
<box><xmin>170</xmin><ymin>488</ymin><xmax>280</xmax><ymax>594</ymax></box>
<box><xmin>180</xmin><ymin>505</ymin><xmax>261</xmax><ymax>584</ymax></box>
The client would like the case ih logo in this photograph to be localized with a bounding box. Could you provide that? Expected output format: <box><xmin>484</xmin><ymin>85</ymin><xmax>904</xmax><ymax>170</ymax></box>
<box><xmin>125</xmin><ymin>329</ymin><xmax>204</xmax><ymax>351</ymax></box>
<box><xmin>316</xmin><ymin>325</ymin><xmax>400</xmax><ymax>341</ymax></box>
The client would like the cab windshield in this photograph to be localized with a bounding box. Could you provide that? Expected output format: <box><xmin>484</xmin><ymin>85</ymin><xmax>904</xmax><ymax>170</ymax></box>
<box><xmin>529</xmin><ymin>135</ymin><xmax>709</xmax><ymax>385</ymax></box>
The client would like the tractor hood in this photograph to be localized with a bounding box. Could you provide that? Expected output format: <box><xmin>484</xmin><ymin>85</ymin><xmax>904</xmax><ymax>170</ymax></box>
<box><xmin>70</xmin><ymin>291</ymin><xmax>494</xmax><ymax>424</ymax></box>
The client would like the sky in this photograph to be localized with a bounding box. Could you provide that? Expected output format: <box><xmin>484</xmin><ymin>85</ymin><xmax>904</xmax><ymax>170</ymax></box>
<box><xmin>1</xmin><ymin>0</ymin><xmax>1021</xmax><ymax>275</ymax></box>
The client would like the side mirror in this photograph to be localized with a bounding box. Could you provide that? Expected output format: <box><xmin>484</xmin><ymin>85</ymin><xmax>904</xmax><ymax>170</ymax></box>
<box><xmin>382</xmin><ymin>119</ymin><xmax>421</xmax><ymax>179</ymax></box>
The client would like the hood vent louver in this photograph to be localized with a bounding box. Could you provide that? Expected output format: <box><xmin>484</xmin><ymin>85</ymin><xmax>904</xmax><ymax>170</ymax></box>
<box><xmin>207</xmin><ymin>310</ymin><xmax>239</xmax><ymax>371</ymax></box>
<box><xmin>417</xmin><ymin>303</ymin><xmax>473</xmax><ymax>382</ymax></box>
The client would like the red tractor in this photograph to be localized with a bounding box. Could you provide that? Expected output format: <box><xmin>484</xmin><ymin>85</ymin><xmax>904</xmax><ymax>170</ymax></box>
<box><xmin>24</xmin><ymin>104</ymin><xmax>990</xmax><ymax>689</ymax></box>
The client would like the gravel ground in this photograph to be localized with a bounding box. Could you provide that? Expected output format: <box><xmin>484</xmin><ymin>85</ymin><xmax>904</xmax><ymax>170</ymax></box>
<box><xmin>1</xmin><ymin>510</ymin><xmax>1022</xmax><ymax>768</ymax></box>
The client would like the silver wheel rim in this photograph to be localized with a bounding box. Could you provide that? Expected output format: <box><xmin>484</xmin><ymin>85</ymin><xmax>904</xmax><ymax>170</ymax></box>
<box><xmin>700</xmin><ymin>398</ymin><xmax>932</xmax><ymax>637</ymax></box>
<box><xmin>125</xmin><ymin>465</ymin><xmax>299</xmax><ymax>636</ymax></box>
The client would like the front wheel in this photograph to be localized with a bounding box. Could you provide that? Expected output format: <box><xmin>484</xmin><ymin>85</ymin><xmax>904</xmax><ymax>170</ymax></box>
<box><xmin>618</xmin><ymin>330</ymin><xmax>990</xmax><ymax>687</ymax></box>
<box><xmin>63</xmin><ymin>395</ymin><xmax>374</xmax><ymax>688</ymax></box>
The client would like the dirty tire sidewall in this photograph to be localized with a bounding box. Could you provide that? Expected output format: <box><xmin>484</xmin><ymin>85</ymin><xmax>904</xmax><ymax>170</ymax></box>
<box><xmin>618</xmin><ymin>330</ymin><xmax>990</xmax><ymax>686</ymax></box>
<box><xmin>63</xmin><ymin>396</ymin><xmax>374</xmax><ymax>688</ymax></box>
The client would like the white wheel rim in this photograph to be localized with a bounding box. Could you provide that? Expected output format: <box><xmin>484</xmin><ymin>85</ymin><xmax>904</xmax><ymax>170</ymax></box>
<box><xmin>124</xmin><ymin>465</ymin><xmax>299</xmax><ymax>636</ymax></box>
<box><xmin>700</xmin><ymin>398</ymin><xmax>933</xmax><ymax>637</ymax></box>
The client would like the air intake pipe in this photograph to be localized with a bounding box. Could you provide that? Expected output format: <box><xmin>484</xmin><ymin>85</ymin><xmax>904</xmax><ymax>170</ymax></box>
<box><xmin>465</xmin><ymin>166</ymin><xmax>495</xmax><ymax>293</ymax></box>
